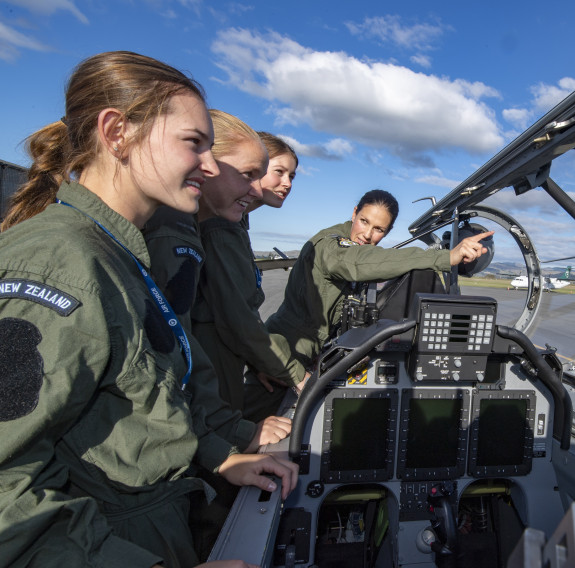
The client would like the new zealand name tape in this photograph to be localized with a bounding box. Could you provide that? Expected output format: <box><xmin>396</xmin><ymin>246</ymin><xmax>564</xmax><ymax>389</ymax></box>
<box><xmin>0</xmin><ymin>279</ymin><xmax>81</xmax><ymax>316</ymax></box>
<box><xmin>174</xmin><ymin>246</ymin><xmax>203</xmax><ymax>263</ymax></box>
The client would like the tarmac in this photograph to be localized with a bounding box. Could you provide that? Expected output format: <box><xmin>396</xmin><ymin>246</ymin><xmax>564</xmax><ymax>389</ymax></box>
<box><xmin>259</xmin><ymin>270</ymin><xmax>575</xmax><ymax>367</ymax></box>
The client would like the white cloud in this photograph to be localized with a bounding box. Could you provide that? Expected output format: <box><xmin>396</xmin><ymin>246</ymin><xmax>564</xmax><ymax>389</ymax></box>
<box><xmin>0</xmin><ymin>0</ymin><xmax>87</xmax><ymax>60</ymax></box>
<box><xmin>410</xmin><ymin>54</ymin><xmax>431</xmax><ymax>68</ymax></box>
<box><xmin>2</xmin><ymin>0</ymin><xmax>89</xmax><ymax>24</ymax></box>
<box><xmin>227</xmin><ymin>3</ymin><xmax>255</xmax><ymax>16</ymax></box>
<box><xmin>345</xmin><ymin>15</ymin><xmax>447</xmax><ymax>52</ymax></box>
<box><xmin>176</xmin><ymin>0</ymin><xmax>204</xmax><ymax>17</ymax></box>
<box><xmin>211</xmin><ymin>28</ymin><xmax>504</xmax><ymax>167</ymax></box>
<box><xmin>324</xmin><ymin>138</ymin><xmax>354</xmax><ymax>157</ymax></box>
<box><xmin>531</xmin><ymin>77</ymin><xmax>575</xmax><ymax>113</ymax></box>
<box><xmin>0</xmin><ymin>20</ymin><xmax>50</xmax><ymax>61</ymax></box>
<box><xmin>479</xmin><ymin>188</ymin><xmax>575</xmax><ymax>263</ymax></box>
<box><xmin>279</xmin><ymin>135</ymin><xmax>351</xmax><ymax>161</ymax></box>
<box><xmin>415</xmin><ymin>175</ymin><xmax>461</xmax><ymax>189</ymax></box>
<box><xmin>454</xmin><ymin>79</ymin><xmax>500</xmax><ymax>100</ymax></box>
<box><xmin>502</xmin><ymin>107</ymin><xmax>531</xmax><ymax>130</ymax></box>
<box><xmin>485</xmin><ymin>187</ymin><xmax>575</xmax><ymax>216</ymax></box>
<box><xmin>502</xmin><ymin>78</ymin><xmax>575</xmax><ymax>130</ymax></box>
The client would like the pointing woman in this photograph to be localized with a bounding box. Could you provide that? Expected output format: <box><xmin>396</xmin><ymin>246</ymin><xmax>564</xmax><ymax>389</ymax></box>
<box><xmin>255</xmin><ymin>189</ymin><xmax>493</xmax><ymax>418</ymax></box>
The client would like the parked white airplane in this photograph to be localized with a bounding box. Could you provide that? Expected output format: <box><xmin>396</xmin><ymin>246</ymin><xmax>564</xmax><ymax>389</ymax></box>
<box><xmin>511</xmin><ymin>266</ymin><xmax>572</xmax><ymax>291</ymax></box>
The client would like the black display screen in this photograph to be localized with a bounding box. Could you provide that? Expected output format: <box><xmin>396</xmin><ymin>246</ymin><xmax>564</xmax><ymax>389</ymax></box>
<box><xmin>405</xmin><ymin>398</ymin><xmax>462</xmax><ymax>469</ymax></box>
<box><xmin>468</xmin><ymin>391</ymin><xmax>534</xmax><ymax>477</ymax></box>
<box><xmin>476</xmin><ymin>399</ymin><xmax>527</xmax><ymax>466</ymax></box>
<box><xmin>397</xmin><ymin>389</ymin><xmax>469</xmax><ymax>480</ymax></box>
<box><xmin>329</xmin><ymin>397</ymin><xmax>391</xmax><ymax>472</ymax></box>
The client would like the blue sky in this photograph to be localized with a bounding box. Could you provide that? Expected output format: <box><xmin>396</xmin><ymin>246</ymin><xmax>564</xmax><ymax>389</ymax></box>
<box><xmin>1</xmin><ymin>0</ymin><xmax>575</xmax><ymax>266</ymax></box>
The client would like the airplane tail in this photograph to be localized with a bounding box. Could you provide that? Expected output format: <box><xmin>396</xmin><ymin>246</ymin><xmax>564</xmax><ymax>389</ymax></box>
<box><xmin>561</xmin><ymin>266</ymin><xmax>571</xmax><ymax>280</ymax></box>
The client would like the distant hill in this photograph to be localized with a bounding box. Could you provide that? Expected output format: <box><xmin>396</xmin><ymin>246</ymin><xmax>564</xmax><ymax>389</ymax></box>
<box><xmin>479</xmin><ymin>262</ymin><xmax>571</xmax><ymax>279</ymax></box>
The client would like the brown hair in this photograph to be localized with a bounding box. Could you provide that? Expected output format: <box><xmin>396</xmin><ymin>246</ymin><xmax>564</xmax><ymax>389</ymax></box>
<box><xmin>209</xmin><ymin>109</ymin><xmax>263</xmax><ymax>160</ymax></box>
<box><xmin>2</xmin><ymin>51</ymin><xmax>206</xmax><ymax>230</ymax></box>
<box><xmin>257</xmin><ymin>132</ymin><xmax>298</xmax><ymax>167</ymax></box>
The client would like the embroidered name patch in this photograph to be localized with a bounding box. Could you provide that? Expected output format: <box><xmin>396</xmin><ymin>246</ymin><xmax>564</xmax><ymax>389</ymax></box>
<box><xmin>173</xmin><ymin>246</ymin><xmax>203</xmax><ymax>264</ymax></box>
<box><xmin>336</xmin><ymin>237</ymin><xmax>359</xmax><ymax>248</ymax></box>
<box><xmin>0</xmin><ymin>279</ymin><xmax>81</xmax><ymax>316</ymax></box>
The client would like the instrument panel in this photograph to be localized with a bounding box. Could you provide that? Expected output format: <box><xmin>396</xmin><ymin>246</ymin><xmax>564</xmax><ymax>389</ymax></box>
<box><xmin>209</xmin><ymin>294</ymin><xmax>569</xmax><ymax>568</ymax></box>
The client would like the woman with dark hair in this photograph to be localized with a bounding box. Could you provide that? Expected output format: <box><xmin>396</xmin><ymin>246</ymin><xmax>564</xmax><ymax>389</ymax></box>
<box><xmin>246</xmin><ymin>131</ymin><xmax>298</xmax><ymax>212</ymax></box>
<box><xmin>243</xmin><ymin>189</ymin><xmax>492</xmax><ymax>422</ymax></box>
<box><xmin>0</xmin><ymin>51</ymin><xmax>296</xmax><ymax>567</ymax></box>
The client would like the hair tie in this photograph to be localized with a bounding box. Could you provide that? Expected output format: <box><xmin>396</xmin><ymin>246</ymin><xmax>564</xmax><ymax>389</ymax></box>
<box><xmin>61</xmin><ymin>116</ymin><xmax>68</xmax><ymax>127</ymax></box>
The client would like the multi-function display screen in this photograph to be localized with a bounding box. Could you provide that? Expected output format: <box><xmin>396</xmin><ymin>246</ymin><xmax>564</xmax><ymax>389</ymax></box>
<box><xmin>468</xmin><ymin>392</ymin><xmax>534</xmax><ymax>477</ymax></box>
<box><xmin>397</xmin><ymin>389</ymin><xmax>470</xmax><ymax>480</ymax></box>
<box><xmin>321</xmin><ymin>390</ymin><xmax>398</xmax><ymax>482</ymax></box>
<box><xmin>405</xmin><ymin>398</ymin><xmax>462</xmax><ymax>469</ymax></box>
<box><xmin>330</xmin><ymin>397</ymin><xmax>391</xmax><ymax>471</ymax></box>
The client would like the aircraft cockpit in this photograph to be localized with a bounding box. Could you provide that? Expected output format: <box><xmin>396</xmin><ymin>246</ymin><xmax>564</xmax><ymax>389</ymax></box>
<box><xmin>210</xmin><ymin>288</ymin><xmax>572</xmax><ymax>567</ymax></box>
<box><xmin>208</xmin><ymin>91</ymin><xmax>575</xmax><ymax>567</ymax></box>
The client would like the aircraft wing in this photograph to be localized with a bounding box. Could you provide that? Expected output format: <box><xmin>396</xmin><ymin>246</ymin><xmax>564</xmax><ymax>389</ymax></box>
<box><xmin>255</xmin><ymin>258</ymin><xmax>297</xmax><ymax>271</ymax></box>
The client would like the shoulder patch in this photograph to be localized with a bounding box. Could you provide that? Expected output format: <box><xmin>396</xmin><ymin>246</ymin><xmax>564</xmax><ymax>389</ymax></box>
<box><xmin>336</xmin><ymin>236</ymin><xmax>359</xmax><ymax>248</ymax></box>
<box><xmin>165</xmin><ymin>259</ymin><xmax>198</xmax><ymax>315</ymax></box>
<box><xmin>0</xmin><ymin>317</ymin><xmax>43</xmax><ymax>421</ymax></box>
<box><xmin>0</xmin><ymin>279</ymin><xmax>81</xmax><ymax>316</ymax></box>
<box><xmin>173</xmin><ymin>245</ymin><xmax>203</xmax><ymax>264</ymax></box>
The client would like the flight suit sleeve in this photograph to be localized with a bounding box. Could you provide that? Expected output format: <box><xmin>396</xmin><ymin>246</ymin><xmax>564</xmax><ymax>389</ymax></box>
<box><xmin>187</xmin><ymin>335</ymin><xmax>257</xmax><ymax>469</ymax></box>
<box><xmin>0</xmin><ymin>282</ymin><xmax>161</xmax><ymax>567</ymax></box>
<box><xmin>199</xmin><ymin>224</ymin><xmax>303</xmax><ymax>385</ymax></box>
<box><xmin>317</xmin><ymin>236</ymin><xmax>451</xmax><ymax>283</ymax></box>
<box><xmin>143</xmin><ymin>213</ymin><xmax>203</xmax><ymax>338</ymax></box>
<box><xmin>145</xmin><ymin>222</ymin><xmax>258</xmax><ymax>463</ymax></box>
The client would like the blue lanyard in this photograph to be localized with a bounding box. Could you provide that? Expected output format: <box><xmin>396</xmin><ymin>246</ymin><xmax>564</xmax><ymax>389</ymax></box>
<box><xmin>254</xmin><ymin>264</ymin><xmax>262</xmax><ymax>289</ymax></box>
<box><xmin>57</xmin><ymin>200</ymin><xmax>192</xmax><ymax>390</ymax></box>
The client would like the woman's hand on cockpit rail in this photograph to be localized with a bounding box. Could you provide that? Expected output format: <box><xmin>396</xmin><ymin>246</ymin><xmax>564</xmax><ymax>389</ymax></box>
<box><xmin>218</xmin><ymin>453</ymin><xmax>299</xmax><ymax>500</ymax></box>
<box><xmin>244</xmin><ymin>415</ymin><xmax>292</xmax><ymax>453</ymax></box>
<box><xmin>449</xmin><ymin>231</ymin><xmax>494</xmax><ymax>265</ymax></box>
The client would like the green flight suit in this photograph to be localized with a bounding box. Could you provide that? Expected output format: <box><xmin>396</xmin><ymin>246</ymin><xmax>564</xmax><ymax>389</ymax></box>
<box><xmin>143</xmin><ymin>207</ymin><xmax>256</xmax><ymax>454</ymax></box>
<box><xmin>265</xmin><ymin>220</ymin><xmax>452</xmax><ymax>381</ymax></box>
<box><xmin>0</xmin><ymin>182</ymin><xmax>213</xmax><ymax>568</ymax></box>
<box><xmin>144</xmin><ymin>208</ymin><xmax>263</xmax><ymax>561</ymax></box>
<box><xmin>191</xmin><ymin>217</ymin><xmax>303</xmax><ymax>413</ymax></box>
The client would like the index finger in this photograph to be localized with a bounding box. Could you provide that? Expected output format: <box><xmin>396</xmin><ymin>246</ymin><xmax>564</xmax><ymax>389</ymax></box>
<box><xmin>468</xmin><ymin>230</ymin><xmax>494</xmax><ymax>241</ymax></box>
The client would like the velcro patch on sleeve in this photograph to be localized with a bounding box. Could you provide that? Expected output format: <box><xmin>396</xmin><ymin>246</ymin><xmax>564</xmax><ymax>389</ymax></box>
<box><xmin>165</xmin><ymin>259</ymin><xmax>197</xmax><ymax>315</ymax></box>
<box><xmin>0</xmin><ymin>317</ymin><xmax>43</xmax><ymax>421</ymax></box>
<box><xmin>336</xmin><ymin>236</ymin><xmax>359</xmax><ymax>248</ymax></box>
<box><xmin>0</xmin><ymin>279</ymin><xmax>81</xmax><ymax>316</ymax></box>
